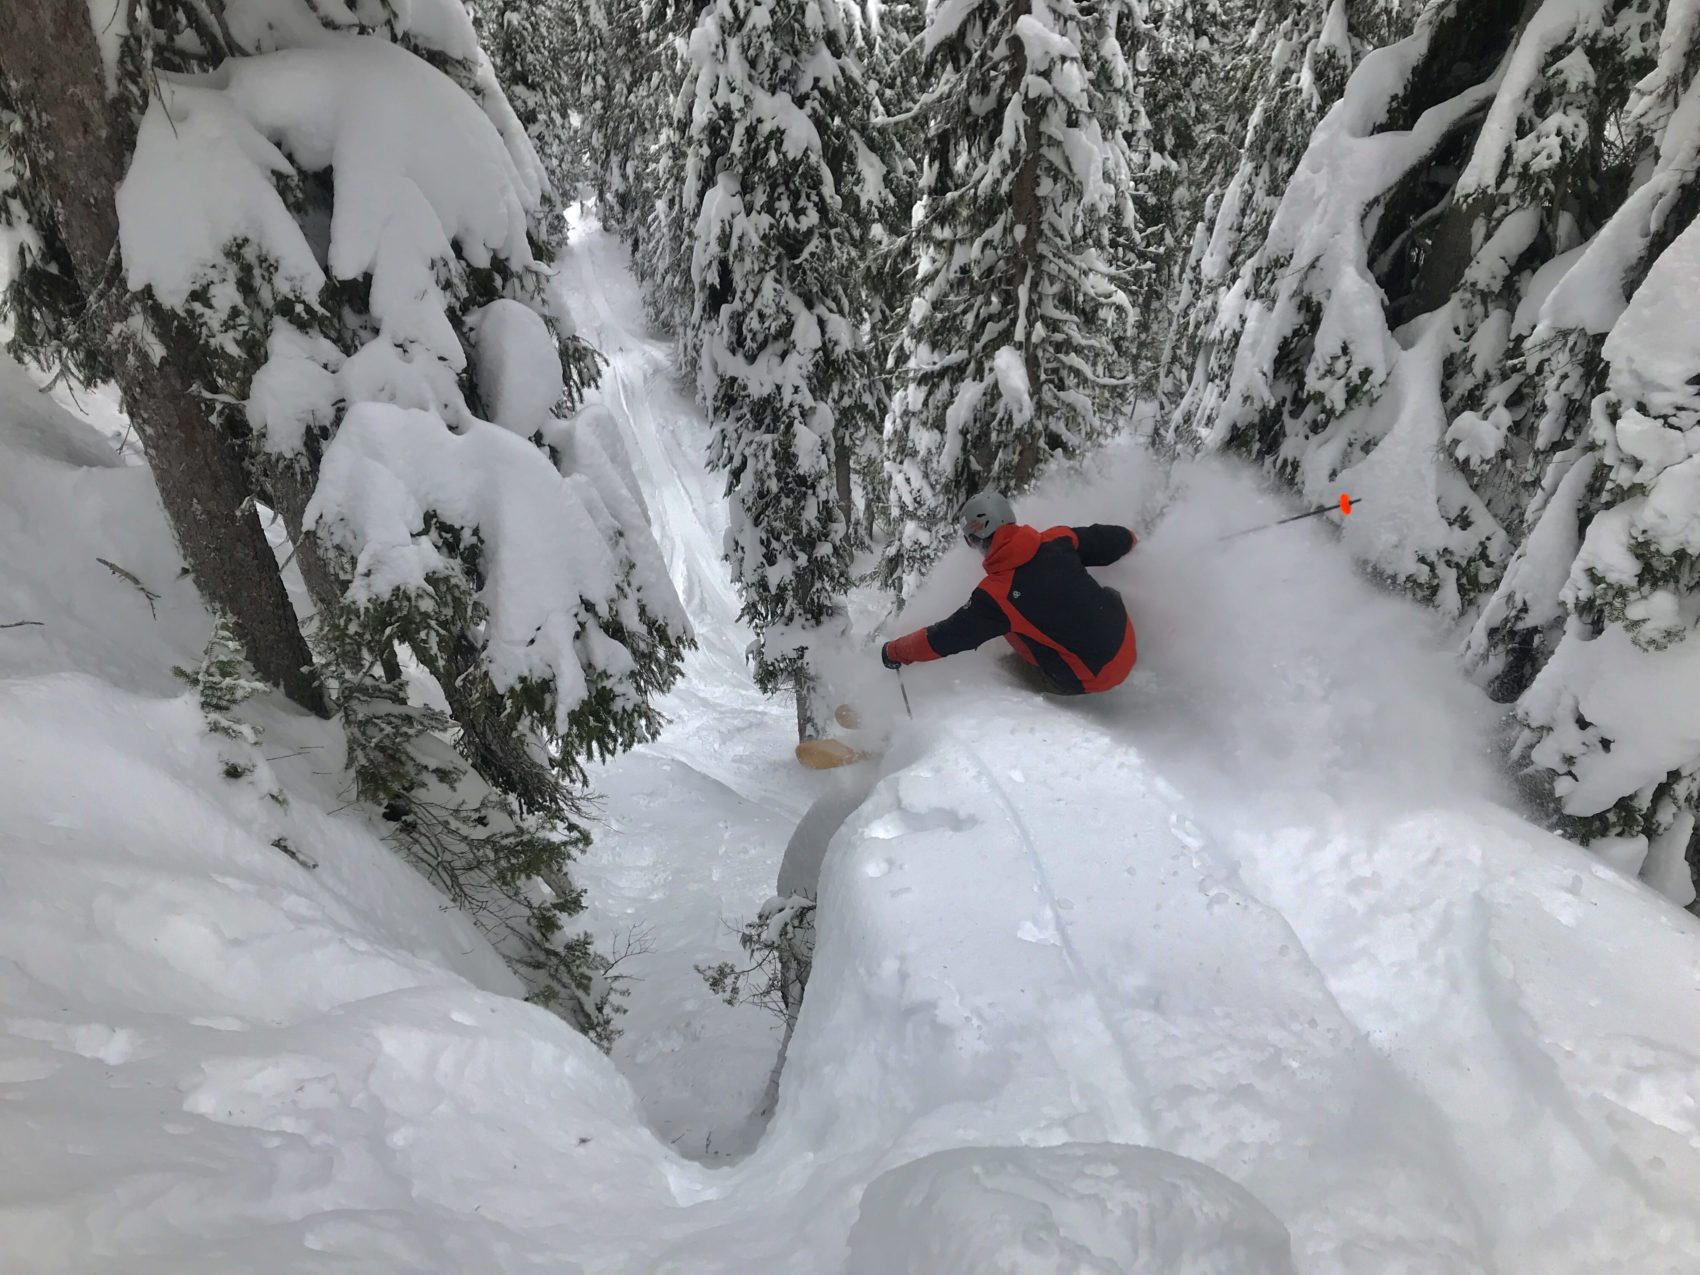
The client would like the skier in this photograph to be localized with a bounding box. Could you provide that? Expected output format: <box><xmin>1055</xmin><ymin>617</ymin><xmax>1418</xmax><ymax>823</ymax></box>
<box><xmin>881</xmin><ymin>492</ymin><xmax>1138</xmax><ymax>695</ymax></box>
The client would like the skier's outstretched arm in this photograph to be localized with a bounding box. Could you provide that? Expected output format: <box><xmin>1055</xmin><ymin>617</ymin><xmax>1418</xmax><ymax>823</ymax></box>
<box><xmin>883</xmin><ymin>589</ymin><xmax>1010</xmax><ymax>667</ymax></box>
<box><xmin>1072</xmin><ymin>525</ymin><xmax>1137</xmax><ymax>567</ymax></box>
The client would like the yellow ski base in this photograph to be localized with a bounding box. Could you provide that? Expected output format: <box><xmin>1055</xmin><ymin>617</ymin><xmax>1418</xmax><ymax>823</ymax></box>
<box><xmin>795</xmin><ymin>738</ymin><xmax>867</xmax><ymax>770</ymax></box>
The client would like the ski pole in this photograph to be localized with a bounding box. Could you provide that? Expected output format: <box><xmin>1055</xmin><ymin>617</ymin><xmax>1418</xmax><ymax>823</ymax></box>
<box><xmin>1219</xmin><ymin>493</ymin><xmax>1360</xmax><ymax>543</ymax></box>
<box><xmin>897</xmin><ymin>668</ymin><xmax>913</xmax><ymax>720</ymax></box>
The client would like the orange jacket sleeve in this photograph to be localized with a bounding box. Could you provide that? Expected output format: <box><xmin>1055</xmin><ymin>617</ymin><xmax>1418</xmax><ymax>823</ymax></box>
<box><xmin>884</xmin><ymin>628</ymin><xmax>940</xmax><ymax>664</ymax></box>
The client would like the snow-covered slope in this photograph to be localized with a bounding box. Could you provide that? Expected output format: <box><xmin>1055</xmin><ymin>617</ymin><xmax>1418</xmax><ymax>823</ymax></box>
<box><xmin>0</xmin><ymin>358</ymin><xmax>677</xmax><ymax>1273</ymax></box>
<box><xmin>726</xmin><ymin>446</ymin><xmax>1700</xmax><ymax>1272</ymax></box>
<box><xmin>559</xmin><ymin>220</ymin><xmax>807</xmax><ymax>1155</ymax></box>
<box><xmin>3</xmin><ymin>224</ymin><xmax>1698</xmax><ymax>1274</ymax></box>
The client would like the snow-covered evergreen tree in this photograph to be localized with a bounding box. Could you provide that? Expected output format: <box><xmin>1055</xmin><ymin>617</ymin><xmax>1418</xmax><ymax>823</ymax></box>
<box><xmin>880</xmin><ymin>0</ymin><xmax>1137</xmax><ymax>593</ymax></box>
<box><xmin>681</xmin><ymin>0</ymin><xmax>889</xmax><ymax>736</ymax></box>
<box><xmin>1511</xmin><ymin>216</ymin><xmax>1700</xmax><ymax>905</ymax></box>
<box><xmin>1114</xmin><ymin>0</ymin><xmax>1227</xmax><ymax>395</ymax></box>
<box><xmin>474</xmin><ymin>0</ymin><xmax>595</xmax><ymax>213</ymax></box>
<box><xmin>175</xmin><ymin>613</ymin><xmax>273</xmax><ymax>752</ymax></box>
<box><xmin>1162</xmin><ymin>0</ymin><xmax>1418</xmax><ymax>412</ymax></box>
<box><xmin>1469</xmin><ymin>3</ymin><xmax>1700</xmax><ymax>906</ymax></box>
<box><xmin>1161</xmin><ymin>0</ymin><xmax>1700</xmax><ymax>902</ymax></box>
<box><xmin>630</xmin><ymin>0</ymin><xmax>713</xmax><ymax>341</ymax></box>
<box><xmin>475</xmin><ymin>0</ymin><xmax>666</xmax><ymax>247</ymax></box>
<box><xmin>2</xmin><ymin>0</ymin><xmax>692</xmax><ymax>1034</ymax></box>
<box><xmin>860</xmin><ymin>0</ymin><xmax>925</xmax><ymax>329</ymax></box>
<box><xmin>464</xmin><ymin>0</ymin><xmax>607</xmax><ymax>403</ymax></box>
<box><xmin>853</xmin><ymin>0</ymin><xmax>924</xmax><ymax>537</ymax></box>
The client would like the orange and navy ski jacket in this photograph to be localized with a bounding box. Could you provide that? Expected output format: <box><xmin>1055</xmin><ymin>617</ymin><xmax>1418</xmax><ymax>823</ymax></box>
<box><xmin>886</xmin><ymin>524</ymin><xmax>1137</xmax><ymax>694</ymax></box>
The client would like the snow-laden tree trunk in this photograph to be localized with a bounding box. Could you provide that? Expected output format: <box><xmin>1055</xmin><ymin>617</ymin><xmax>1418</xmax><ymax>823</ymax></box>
<box><xmin>0</xmin><ymin>0</ymin><xmax>327</xmax><ymax>718</ymax></box>
<box><xmin>1006</xmin><ymin>0</ymin><xmax>1046</xmax><ymax>488</ymax></box>
<box><xmin>846</xmin><ymin>0</ymin><xmax>924</xmax><ymax>542</ymax></box>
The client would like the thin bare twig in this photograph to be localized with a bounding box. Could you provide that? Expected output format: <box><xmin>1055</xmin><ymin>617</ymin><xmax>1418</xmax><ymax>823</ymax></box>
<box><xmin>263</xmin><ymin>746</ymin><xmax>323</xmax><ymax>762</ymax></box>
<box><xmin>271</xmin><ymin>836</ymin><xmax>319</xmax><ymax>871</ymax></box>
<box><xmin>96</xmin><ymin>557</ymin><xmax>161</xmax><ymax>619</ymax></box>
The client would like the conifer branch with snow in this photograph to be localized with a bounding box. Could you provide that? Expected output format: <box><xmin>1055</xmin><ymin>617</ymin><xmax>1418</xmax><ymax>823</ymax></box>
<box><xmin>681</xmin><ymin>0</ymin><xmax>891</xmax><ymax>736</ymax></box>
<box><xmin>1163</xmin><ymin>0</ymin><xmax>1700</xmax><ymax>903</ymax></box>
<box><xmin>880</xmin><ymin>0</ymin><xmax>1139</xmax><ymax>592</ymax></box>
<box><xmin>0</xmin><ymin>0</ymin><xmax>691</xmax><ymax>1037</ymax></box>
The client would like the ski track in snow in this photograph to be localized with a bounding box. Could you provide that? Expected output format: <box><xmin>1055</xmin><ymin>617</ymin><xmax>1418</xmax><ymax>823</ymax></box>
<box><xmin>1</xmin><ymin>219</ymin><xmax>1698</xmax><ymax>1274</ymax></box>
<box><xmin>559</xmin><ymin>216</ymin><xmax>811</xmax><ymax>1160</ymax></box>
<box><xmin>555</xmin><ymin>219</ymin><xmax>1700</xmax><ymax>1270</ymax></box>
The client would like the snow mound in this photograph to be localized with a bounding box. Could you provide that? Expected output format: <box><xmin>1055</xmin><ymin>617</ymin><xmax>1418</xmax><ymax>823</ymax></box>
<box><xmin>846</xmin><ymin>1143</ymin><xmax>1294</xmax><ymax>1275</ymax></box>
<box><xmin>0</xmin><ymin>361</ymin><xmax>677</xmax><ymax>1273</ymax></box>
<box><xmin>737</xmin><ymin>713</ymin><xmax>1486</xmax><ymax>1274</ymax></box>
<box><xmin>469</xmin><ymin>298</ymin><xmax>567</xmax><ymax>437</ymax></box>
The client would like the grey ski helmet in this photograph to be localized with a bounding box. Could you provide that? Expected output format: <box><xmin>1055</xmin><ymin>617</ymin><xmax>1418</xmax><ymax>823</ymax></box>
<box><xmin>959</xmin><ymin>490</ymin><xmax>1015</xmax><ymax>551</ymax></box>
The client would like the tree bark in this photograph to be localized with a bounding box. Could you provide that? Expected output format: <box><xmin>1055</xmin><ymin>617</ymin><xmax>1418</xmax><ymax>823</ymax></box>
<box><xmin>0</xmin><ymin>0</ymin><xmax>329</xmax><ymax>716</ymax></box>
<box><xmin>832</xmin><ymin>429</ymin><xmax>854</xmax><ymax>531</ymax></box>
<box><xmin>794</xmin><ymin>666</ymin><xmax>825</xmax><ymax>743</ymax></box>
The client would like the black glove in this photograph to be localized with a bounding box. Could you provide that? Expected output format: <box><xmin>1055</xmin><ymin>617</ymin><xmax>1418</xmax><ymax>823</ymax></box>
<box><xmin>881</xmin><ymin>642</ymin><xmax>901</xmax><ymax>671</ymax></box>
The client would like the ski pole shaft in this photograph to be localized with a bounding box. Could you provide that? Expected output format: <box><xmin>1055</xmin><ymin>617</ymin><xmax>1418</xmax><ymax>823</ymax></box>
<box><xmin>897</xmin><ymin>668</ymin><xmax>913</xmax><ymax>719</ymax></box>
<box><xmin>1219</xmin><ymin>494</ymin><xmax>1360</xmax><ymax>543</ymax></box>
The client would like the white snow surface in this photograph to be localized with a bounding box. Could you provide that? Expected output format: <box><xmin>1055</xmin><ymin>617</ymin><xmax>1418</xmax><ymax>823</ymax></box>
<box><xmin>845</xmin><ymin>1143</ymin><xmax>1295</xmax><ymax>1274</ymax></box>
<box><xmin>4</xmin><ymin>225</ymin><xmax>1700</xmax><ymax>1274</ymax></box>
<box><xmin>469</xmin><ymin>299</ymin><xmax>567</xmax><ymax>438</ymax></box>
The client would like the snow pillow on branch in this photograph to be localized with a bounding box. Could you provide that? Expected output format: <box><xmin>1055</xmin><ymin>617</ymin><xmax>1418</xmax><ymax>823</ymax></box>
<box><xmin>120</xmin><ymin>32</ymin><xmax>688</xmax><ymax>775</ymax></box>
<box><xmin>305</xmin><ymin>403</ymin><xmax>681</xmax><ymax>761</ymax></box>
<box><xmin>1513</xmin><ymin>210</ymin><xmax>1700</xmax><ymax>907</ymax></box>
<box><xmin>468</xmin><ymin>299</ymin><xmax>566</xmax><ymax>438</ymax></box>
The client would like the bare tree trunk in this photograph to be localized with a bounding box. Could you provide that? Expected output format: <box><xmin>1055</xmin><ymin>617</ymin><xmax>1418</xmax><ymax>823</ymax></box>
<box><xmin>833</xmin><ymin>429</ymin><xmax>854</xmax><ymax>531</ymax></box>
<box><xmin>265</xmin><ymin>460</ymin><xmax>345</xmax><ymax>634</ymax></box>
<box><xmin>0</xmin><ymin>0</ymin><xmax>329</xmax><ymax>716</ymax></box>
<box><xmin>794</xmin><ymin>666</ymin><xmax>825</xmax><ymax>743</ymax></box>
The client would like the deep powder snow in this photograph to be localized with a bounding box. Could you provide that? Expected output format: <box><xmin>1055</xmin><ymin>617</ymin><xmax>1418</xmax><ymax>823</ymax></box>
<box><xmin>1</xmin><ymin>223</ymin><xmax>1697</xmax><ymax>1274</ymax></box>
